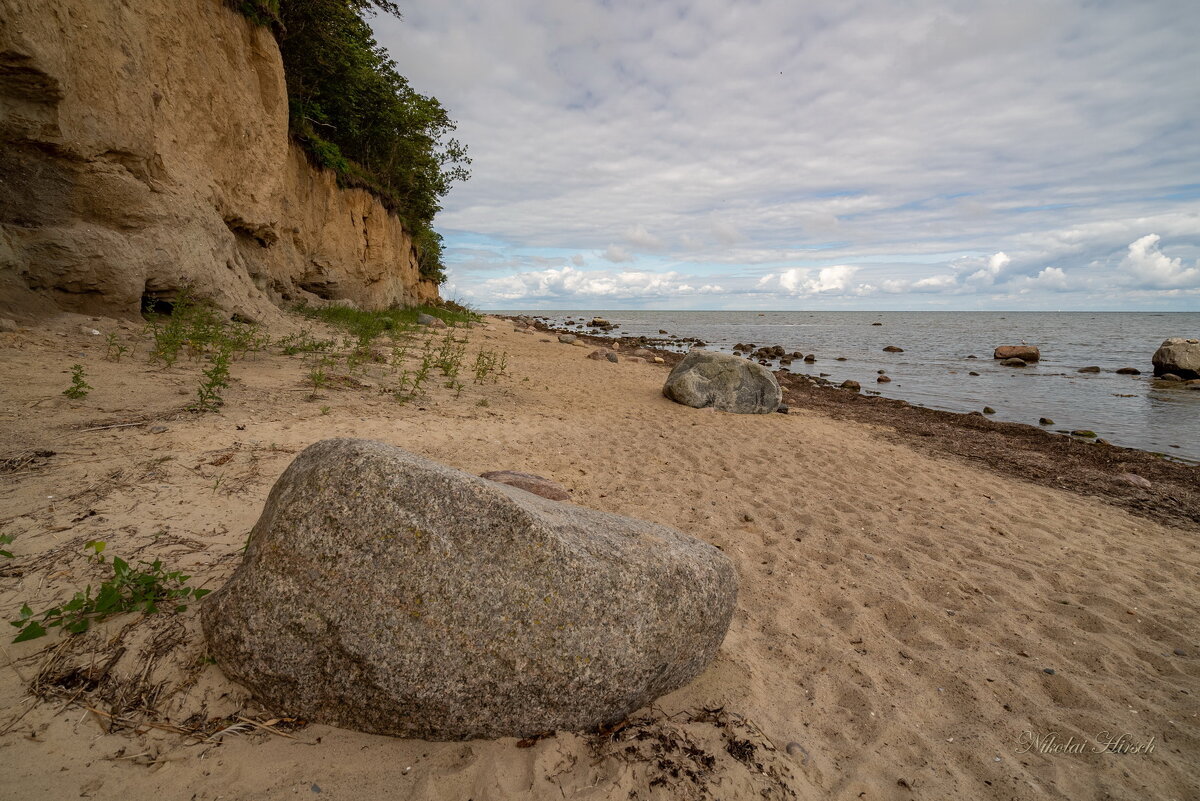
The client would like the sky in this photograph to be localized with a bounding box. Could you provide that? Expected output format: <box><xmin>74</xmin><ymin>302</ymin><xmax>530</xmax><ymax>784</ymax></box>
<box><xmin>372</xmin><ymin>1</ymin><xmax>1200</xmax><ymax>311</ymax></box>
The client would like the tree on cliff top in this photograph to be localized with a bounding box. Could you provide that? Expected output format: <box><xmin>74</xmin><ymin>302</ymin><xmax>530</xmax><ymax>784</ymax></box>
<box><xmin>235</xmin><ymin>0</ymin><xmax>470</xmax><ymax>284</ymax></box>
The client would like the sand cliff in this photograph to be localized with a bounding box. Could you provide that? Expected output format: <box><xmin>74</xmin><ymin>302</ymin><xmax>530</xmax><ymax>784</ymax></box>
<box><xmin>0</xmin><ymin>0</ymin><xmax>440</xmax><ymax>321</ymax></box>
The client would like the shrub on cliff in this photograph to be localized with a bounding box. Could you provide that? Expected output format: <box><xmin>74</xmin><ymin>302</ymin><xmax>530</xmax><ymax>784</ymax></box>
<box><xmin>234</xmin><ymin>0</ymin><xmax>469</xmax><ymax>284</ymax></box>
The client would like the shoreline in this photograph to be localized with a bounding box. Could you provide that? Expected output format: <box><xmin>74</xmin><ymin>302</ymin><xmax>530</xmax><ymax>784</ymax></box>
<box><xmin>509</xmin><ymin>316</ymin><xmax>1200</xmax><ymax>529</ymax></box>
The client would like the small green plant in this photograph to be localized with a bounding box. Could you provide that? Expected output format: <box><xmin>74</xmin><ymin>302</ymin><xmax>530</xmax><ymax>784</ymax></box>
<box><xmin>104</xmin><ymin>333</ymin><xmax>129</xmax><ymax>362</ymax></box>
<box><xmin>192</xmin><ymin>343</ymin><xmax>233</xmax><ymax>412</ymax></box>
<box><xmin>476</xmin><ymin>397</ymin><xmax>489</xmax><ymax>407</ymax></box>
<box><xmin>308</xmin><ymin>356</ymin><xmax>334</xmax><ymax>400</ymax></box>
<box><xmin>319</xmin><ymin>405</ymin><xmax>332</xmax><ymax>415</ymax></box>
<box><xmin>84</xmin><ymin>540</ymin><xmax>106</xmax><ymax>562</ymax></box>
<box><xmin>0</xmin><ymin>534</ymin><xmax>14</xmax><ymax>559</ymax></box>
<box><xmin>10</xmin><ymin>555</ymin><xmax>210</xmax><ymax>642</ymax></box>
<box><xmin>278</xmin><ymin>329</ymin><xmax>334</xmax><ymax>356</ymax></box>
<box><xmin>63</xmin><ymin>364</ymin><xmax>92</xmax><ymax>399</ymax></box>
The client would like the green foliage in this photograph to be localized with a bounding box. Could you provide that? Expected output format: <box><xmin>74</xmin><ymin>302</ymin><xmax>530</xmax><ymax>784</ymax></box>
<box><xmin>63</xmin><ymin>364</ymin><xmax>91</xmax><ymax>399</ymax></box>
<box><xmin>472</xmin><ymin>347</ymin><xmax>508</xmax><ymax>384</ymax></box>
<box><xmin>0</xmin><ymin>533</ymin><xmax>14</xmax><ymax>559</ymax></box>
<box><xmin>192</xmin><ymin>344</ymin><xmax>234</xmax><ymax>412</ymax></box>
<box><xmin>235</xmin><ymin>1</ymin><xmax>471</xmax><ymax>282</ymax></box>
<box><xmin>10</xmin><ymin>555</ymin><xmax>210</xmax><ymax>643</ymax></box>
<box><xmin>104</xmin><ymin>333</ymin><xmax>129</xmax><ymax>362</ymax></box>
<box><xmin>293</xmin><ymin>302</ymin><xmax>479</xmax><ymax>333</ymax></box>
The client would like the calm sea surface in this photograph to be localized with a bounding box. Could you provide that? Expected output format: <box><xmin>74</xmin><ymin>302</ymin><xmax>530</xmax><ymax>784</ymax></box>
<box><xmin>494</xmin><ymin>310</ymin><xmax>1200</xmax><ymax>463</ymax></box>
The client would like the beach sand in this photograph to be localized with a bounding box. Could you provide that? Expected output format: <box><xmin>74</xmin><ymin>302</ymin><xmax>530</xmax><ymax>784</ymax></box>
<box><xmin>0</xmin><ymin>314</ymin><xmax>1196</xmax><ymax>800</ymax></box>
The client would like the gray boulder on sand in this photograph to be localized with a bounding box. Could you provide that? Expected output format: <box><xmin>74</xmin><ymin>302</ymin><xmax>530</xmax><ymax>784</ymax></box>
<box><xmin>662</xmin><ymin>351</ymin><xmax>782</xmax><ymax>414</ymax></box>
<box><xmin>1152</xmin><ymin>338</ymin><xmax>1200</xmax><ymax>380</ymax></box>
<box><xmin>994</xmin><ymin>345</ymin><xmax>1040</xmax><ymax>362</ymax></box>
<box><xmin>417</xmin><ymin>312</ymin><xmax>447</xmax><ymax>328</ymax></box>
<box><xmin>201</xmin><ymin>439</ymin><xmax>737</xmax><ymax>740</ymax></box>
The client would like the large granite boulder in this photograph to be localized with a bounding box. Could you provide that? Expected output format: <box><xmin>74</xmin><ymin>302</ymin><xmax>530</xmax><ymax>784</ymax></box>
<box><xmin>1152</xmin><ymin>338</ymin><xmax>1200</xmax><ymax>380</ymax></box>
<box><xmin>994</xmin><ymin>345</ymin><xmax>1040</xmax><ymax>362</ymax></box>
<box><xmin>662</xmin><ymin>351</ymin><xmax>782</xmax><ymax>413</ymax></box>
<box><xmin>201</xmin><ymin>439</ymin><xmax>736</xmax><ymax>740</ymax></box>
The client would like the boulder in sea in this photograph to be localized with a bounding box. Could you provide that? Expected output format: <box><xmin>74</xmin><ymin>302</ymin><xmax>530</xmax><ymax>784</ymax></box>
<box><xmin>994</xmin><ymin>345</ymin><xmax>1040</xmax><ymax>362</ymax></box>
<box><xmin>877</xmin><ymin>375</ymin><xmax>892</xmax><ymax>383</ymax></box>
<box><xmin>983</xmin><ymin>407</ymin><xmax>996</xmax><ymax>414</ymax></box>
<box><xmin>804</xmin><ymin>354</ymin><xmax>816</xmax><ymax>363</ymax></box>
<box><xmin>1115</xmin><ymin>367</ymin><xmax>1141</xmax><ymax>375</ymax></box>
<box><xmin>969</xmin><ymin>371</ymin><xmax>980</xmax><ymax>376</ymax></box>
<box><xmin>558</xmin><ymin>334</ymin><xmax>577</xmax><ymax>344</ymax></box>
<box><xmin>1152</xmin><ymin>338</ymin><xmax>1200</xmax><ymax>380</ymax></box>
<box><xmin>662</xmin><ymin>351</ymin><xmax>782</xmax><ymax>414</ymax></box>
<box><xmin>480</xmin><ymin>470</ymin><xmax>571</xmax><ymax>501</ymax></box>
<box><xmin>1039</xmin><ymin>417</ymin><xmax>1054</xmax><ymax>425</ymax></box>
<box><xmin>1159</xmin><ymin>373</ymin><xmax>1182</xmax><ymax>382</ymax></box>
<box><xmin>871</xmin><ymin>322</ymin><xmax>883</xmax><ymax>326</ymax></box>
<box><xmin>1077</xmin><ymin>366</ymin><xmax>1101</xmax><ymax>373</ymax></box>
<box><xmin>883</xmin><ymin>346</ymin><xmax>904</xmax><ymax>353</ymax></box>
<box><xmin>840</xmin><ymin>380</ymin><xmax>861</xmax><ymax>391</ymax></box>
<box><xmin>1000</xmin><ymin>357</ymin><xmax>1027</xmax><ymax>367</ymax></box>
<box><xmin>202</xmin><ymin>439</ymin><xmax>736</xmax><ymax>740</ymax></box>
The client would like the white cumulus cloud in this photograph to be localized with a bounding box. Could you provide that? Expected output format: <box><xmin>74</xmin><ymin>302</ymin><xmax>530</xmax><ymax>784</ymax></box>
<box><xmin>1121</xmin><ymin>234</ymin><xmax>1200</xmax><ymax>289</ymax></box>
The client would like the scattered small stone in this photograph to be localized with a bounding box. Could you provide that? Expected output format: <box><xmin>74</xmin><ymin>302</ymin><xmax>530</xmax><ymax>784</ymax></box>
<box><xmin>983</xmin><ymin>407</ymin><xmax>996</xmax><ymax>414</ymax></box>
<box><xmin>557</xmin><ymin>334</ymin><xmax>576</xmax><ymax>344</ymax></box>
<box><xmin>785</xmin><ymin>741</ymin><xmax>810</xmax><ymax>764</ymax></box>
<box><xmin>1174</xmin><ymin>648</ymin><xmax>1188</xmax><ymax>657</ymax></box>
<box><xmin>1042</xmin><ymin>668</ymin><xmax>1056</xmax><ymax>675</ymax></box>
<box><xmin>871</xmin><ymin>322</ymin><xmax>883</xmax><ymax>326</ymax></box>
<box><xmin>966</xmin><ymin>354</ymin><xmax>977</xmax><ymax>359</ymax></box>
<box><xmin>742</xmin><ymin>513</ymin><xmax>755</xmax><ymax>522</ymax></box>
<box><xmin>1115</xmin><ymin>367</ymin><xmax>1141</xmax><ymax>375</ymax></box>
<box><xmin>877</xmin><ymin>369</ymin><xmax>887</xmax><ymax>375</ymax></box>
<box><xmin>148</xmin><ymin>425</ymin><xmax>168</xmax><ymax>434</ymax></box>
<box><xmin>652</xmin><ymin>356</ymin><xmax>665</xmax><ymax>364</ymax></box>
<box><xmin>311</xmin><ymin>784</ymin><xmax>322</xmax><ymax>794</ymax></box>
<box><xmin>883</xmin><ymin>346</ymin><xmax>903</xmax><ymax>353</ymax></box>
<box><xmin>658</xmin><ymin>329</ymin><xmax>668</xmax><ymax>334</ymax></box>
<box><xmin>1077</xmin><ymin>366</ymin><xmax>1100</xmax><ymax>373</ymax></box>
<box><xmin>605</xmin><ymin>352</ymin><xmax>619</xmax><ymax>363</ymax></box>
<box><xmin>1039</xmin><ymin>417</ymin><xmax>1053</xmax><ymax>425</ymax></box>
<box><xmin>835</xmin><ymin>356</ymin><xmax>847</xmax><ymax>361</ymax></box>
<box><xmin>0</xmin><ymin>318</ymin><xmax>18</xmax><ymax>333</ymax></box>
<box><xmin>1118</xmin><ymin>473</ymin><xmax>1152</xmax><ymax>490</ymax></box>
<box><xmin>775</xmin><ymin>404</ymin><xmax>789</xmax><ymax>414</ymax></box>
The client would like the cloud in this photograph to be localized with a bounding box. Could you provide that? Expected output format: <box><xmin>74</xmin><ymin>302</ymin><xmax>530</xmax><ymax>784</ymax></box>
<box><xmin>477</xmin><ymin>266</ymin><xmax>724</xmax><ymax>301</ymax></box>
<box><xmin>625</xmin><ymin>224</ymin><xmax>664</xmax><ymax>250</ymax></box>
<box><xmin>1121</xmin><ymin>234</ymin><xmax>1200</xmax><ymax>289</ymax></box>
<box><xmin>602</xmin><ymin>244</ymin><xmax>634</xmax><ymax>263</ymax></box>
<box><xmin>761</xmin><ymin>265</ymin><xmax>860</xmax><ymax>296</ymax></box>
<box><xmin>374</xmin><ymin>2</ymin><xmax>1200</xmax><ymax>309</ymax></box>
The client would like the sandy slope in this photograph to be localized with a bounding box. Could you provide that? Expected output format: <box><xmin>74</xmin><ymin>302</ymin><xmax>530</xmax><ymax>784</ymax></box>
<box><xmin>0</xmin><ymin>314</ymin><xmax>1196</xmax><ymax>801</ymax></box>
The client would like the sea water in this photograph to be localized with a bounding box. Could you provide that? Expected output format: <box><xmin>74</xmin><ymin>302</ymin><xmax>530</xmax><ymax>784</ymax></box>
<box><xmin>496</xmin><ymin>310</ymin><xmax>1200</xmax><ymax>463</ymax></box>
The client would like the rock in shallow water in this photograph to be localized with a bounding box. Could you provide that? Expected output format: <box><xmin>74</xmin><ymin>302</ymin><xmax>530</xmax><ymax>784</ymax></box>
<box><xmin>1152</xmin><ymin>338</ymin><xmax>1200</xmax><ymax>380</ymax></box>
<box><xmin>662</xmin><ymin>351</ymin><xmax>781</xmax><ymax>414</ymax></box>
<box><xmin>202</xmin><ymin>439</ymin><xmax>736</xmax><ymax>740</ymax></box>
<box><xmin>994</xmin><ymin>345</ymin><xmax>1040</xmax><ymax>362</ymax></box>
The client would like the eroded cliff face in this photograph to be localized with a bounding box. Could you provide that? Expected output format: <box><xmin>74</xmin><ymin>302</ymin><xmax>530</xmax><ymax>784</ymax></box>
<box><xmin>0</xmin><ymin>0</ymin><xmax>440</xmax><ymax>321</ymax></box>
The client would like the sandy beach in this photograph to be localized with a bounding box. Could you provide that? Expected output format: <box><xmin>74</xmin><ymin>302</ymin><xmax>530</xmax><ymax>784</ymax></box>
<box><xmin>1</xmin><ymin>313</ymin><xmax>1197</xmax><ymax>800</ymax></box>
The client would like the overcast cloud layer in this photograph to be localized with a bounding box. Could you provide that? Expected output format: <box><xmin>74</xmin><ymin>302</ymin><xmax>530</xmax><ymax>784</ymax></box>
<box><xmin>374</xmin><ymin>1</ymin><xmax>1200</xmax><ymax>310</ymax></box>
